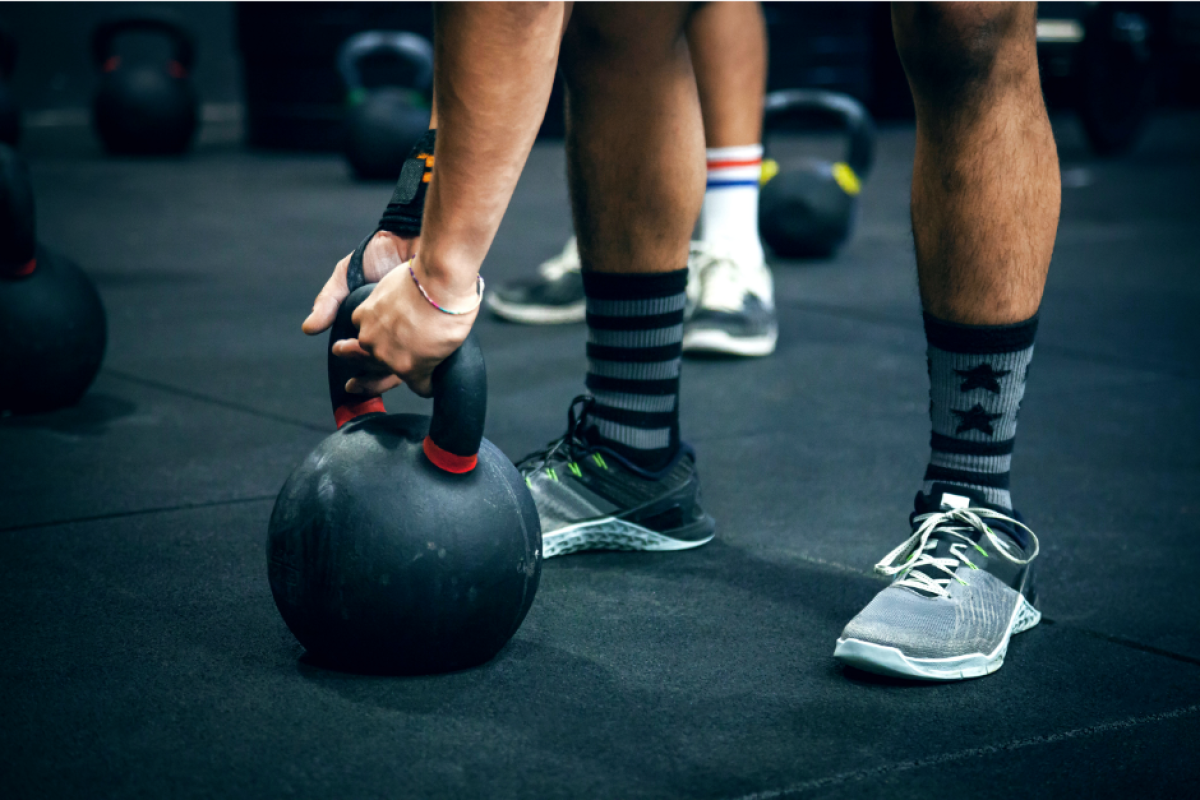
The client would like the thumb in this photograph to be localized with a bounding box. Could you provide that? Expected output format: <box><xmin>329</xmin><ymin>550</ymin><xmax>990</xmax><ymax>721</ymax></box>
<box><xmin>302</xmin><ymin>255</ymin><xmax>351</xmax><ymax>335</ymax></box>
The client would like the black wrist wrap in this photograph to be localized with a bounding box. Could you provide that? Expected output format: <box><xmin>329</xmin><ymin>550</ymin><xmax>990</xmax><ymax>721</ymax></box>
<box><xmin>377</xmin><ymin>129</ymin><xmax>436</xmax><ymax>238</ymax></box>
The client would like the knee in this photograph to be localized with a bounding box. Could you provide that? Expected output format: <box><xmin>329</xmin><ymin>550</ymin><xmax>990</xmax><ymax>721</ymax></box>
<box><xmin>561</xmin><ymin>5</ymin><xmax>690</xmax><ymax>90</ymax></box>
<box><xmin>892</xmin><ymin>2</ymin><xmax>1034</xmax><ymax>100</ymax></box>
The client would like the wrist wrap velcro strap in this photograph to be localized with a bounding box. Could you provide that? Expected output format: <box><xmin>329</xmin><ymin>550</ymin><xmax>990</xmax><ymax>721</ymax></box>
<box><xmin>377</xmin><ymin>129</ymin><xmax>436</xmax><ymax>238</ymax></box>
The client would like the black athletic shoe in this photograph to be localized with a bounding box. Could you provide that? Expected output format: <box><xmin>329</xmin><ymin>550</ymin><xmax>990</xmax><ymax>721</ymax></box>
<box><xmin>834</xmin><ymin>484</ymin><xmax>1041</xmax><ymax>681</ymax></box>
<box><xmin>516</xmin><ymin>396</ymin><xmax>716</xmax><ymax>558</ymax></box>
<box><xmin>486</xmin><ymin>237</ymin><xmax>586</xmax><ymax>324</ymax></box>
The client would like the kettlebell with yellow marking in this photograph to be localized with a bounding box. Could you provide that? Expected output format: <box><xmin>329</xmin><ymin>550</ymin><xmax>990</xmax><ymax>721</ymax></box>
<box><xmin>758</xmin><ymin>89</ymin><xmax>876</xmax><ymax>259</ymax></box>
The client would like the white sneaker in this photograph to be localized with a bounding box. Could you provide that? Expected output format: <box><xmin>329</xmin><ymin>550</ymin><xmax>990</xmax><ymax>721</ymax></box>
<box><xmin>682</xmin><ymin>242</ymin><xmax>778</xmax><ymax>357</ymax></box>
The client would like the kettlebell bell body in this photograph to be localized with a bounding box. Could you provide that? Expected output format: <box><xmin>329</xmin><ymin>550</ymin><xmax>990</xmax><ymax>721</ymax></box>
<box><xmin>91</xmin><ymin>17</ymin><xmax>199</xmax><ymax>155</ymax></box>
<box><xmin>759</xmin><ymin>157</ymin><xmax>858</xmax><ymax>259</ymax></box>
<box><xmin>268</xmin><ymin>242</ymin><xmax>540</xmax><ymax>674</ymax></box>
<box><xmin>758</xmin><ymin>90</ymin><xmax>876</xmax><ymax>259</ymax></box>
<box><xmin>0</xmin><ymin>24</ymin><xmax>20</xmax><ymax>146</ymax></box>
<box><xmin>1</xmin><ymin>144</ymin><xmax>107</xmax><ymax>414</ymax></box>
<box><xmin>338</xmin><ymin>31</ymin><xmax>434</xmax><ymax>181</ymax></box>
<box><xmin>268</xmin><ymin>411</ymin><xmax>540</xmax><ymax>673</ymax></box>
<box><xmin>0</xmin><ymin>248</ymin><xmax>108</xmax><ymax>414</ymax></box>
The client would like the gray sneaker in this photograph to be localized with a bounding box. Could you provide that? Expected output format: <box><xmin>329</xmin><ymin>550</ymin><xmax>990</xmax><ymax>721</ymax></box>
<box><xmin>682</xmin><ymin>243</ymin><xmax>778</xmax><ymax>357</ymax></box>
<box><xmin>834</xmin><ymin>484</ymin><xmax>1041</xmax><ymax>681</ymax></box>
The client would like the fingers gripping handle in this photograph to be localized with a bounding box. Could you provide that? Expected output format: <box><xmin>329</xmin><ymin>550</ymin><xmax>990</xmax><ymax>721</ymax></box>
<box><xmin>327</xmin><ymin>236</ymin><xmax>487</xmax><ymax>473</ymax></box>
<box><xmin>329</xmin><ymin>284</ymin><xmax>386</xmax><ymax>428</ymax></box>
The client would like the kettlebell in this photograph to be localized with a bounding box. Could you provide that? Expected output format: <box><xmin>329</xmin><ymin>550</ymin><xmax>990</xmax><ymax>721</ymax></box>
<box><xmin>267</xmin><ymin>239</ymin><xmax>541</xmax><ymax>673</ymax></box>
<box><xmin>338</xmin><ymin>31</ymin><xmax>433</xmax><ymax>181</ymax></box>
<box><xmin>0</xmin><ymin>23</ymin><xmax>19</xmax><ymax>146</ymax></box>
<box><xmin>0</xmin><ymin>144</ymin><xmax>107</xmax><ymax>414</ymax></box>
<box><xmin>758</xmin><ymin>89</ymin><xmax>876</xmax><ymax>259</ymax></box>
<box><xmin>91</xmin><ymin>16</ymin><xmax>199</xmax><ymax>155</ymax></box>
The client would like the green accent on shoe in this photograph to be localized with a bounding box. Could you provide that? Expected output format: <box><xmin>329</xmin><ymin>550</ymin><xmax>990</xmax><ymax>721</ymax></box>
<box><xmin>546</xmin><ymin>468</ymin><xmax>558</xmax><ymax>481</ymax></box>
<box><xmin>568</xmin><ymin>462</ymin><xmax>582</xmax><ymax>477</ymax></box>
<box><xmin>592</xmin><ymin>453</ymin><xmax>608</xmax><ymax>470</ymax></box>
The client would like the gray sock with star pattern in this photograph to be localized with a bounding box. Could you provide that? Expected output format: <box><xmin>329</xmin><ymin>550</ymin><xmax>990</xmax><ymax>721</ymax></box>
<box><xmin>922</xmin><ymin>312</ymin><xmax>1039</xmax><ymax>510</ymax></box>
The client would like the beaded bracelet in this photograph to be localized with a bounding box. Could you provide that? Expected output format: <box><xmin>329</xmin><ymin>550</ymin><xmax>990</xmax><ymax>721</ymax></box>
<box><xmin>408</xmin><ymin>261</ymin><xmax>485</xmax><ymax>315</ymax></box>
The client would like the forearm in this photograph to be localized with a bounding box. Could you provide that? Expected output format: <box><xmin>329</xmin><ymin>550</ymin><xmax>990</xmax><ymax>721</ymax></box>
<box><xmin>417</xmin><ymin>2</ymin><xmax>566</xmax><ymax>304</ymax></box>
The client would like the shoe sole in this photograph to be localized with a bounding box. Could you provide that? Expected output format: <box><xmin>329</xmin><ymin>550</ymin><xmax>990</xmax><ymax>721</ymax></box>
<box><xmin>682</xmin><ymin>326</ymin><xmax>778</xmax><ymax>357</ymax></box>
<box><xmin>543</xmin><ymin>515</ymin><xmax>716</xmax><ymax>559</ymax></box>
<box><xmin>832</xmin><ymin>594</ymin><xmax>1041</xmax><ymax>681</ymax></box>
<box><xmin>485</xmin><ymin>294</ymin><xmax>586</xmax><ymax>325</ymax></box>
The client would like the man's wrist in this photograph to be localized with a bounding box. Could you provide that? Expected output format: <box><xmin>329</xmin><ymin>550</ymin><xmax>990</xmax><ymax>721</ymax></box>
<box><xmin>411</xmin><ymin>253</ymin><xmax>483</xmax><ymax>311</ymax></box>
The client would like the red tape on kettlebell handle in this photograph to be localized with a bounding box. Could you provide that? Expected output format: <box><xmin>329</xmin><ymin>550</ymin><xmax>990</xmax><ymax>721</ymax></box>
<box><xmin>3</xmin><ymin>258</ymin><xmax>36</xmax><ymax>278</ymax></box>
<box><xmin>334</xmin><ymin>397</ymin><xmax>386</xmax><ymax>429</ymax></box>
<box><xmin>423</xmin><ymin>436</ymin><xmax>478</xmax><ymax>474</ymax></box>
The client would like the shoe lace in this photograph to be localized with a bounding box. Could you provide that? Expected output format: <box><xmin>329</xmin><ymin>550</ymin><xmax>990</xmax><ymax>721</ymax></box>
<box><xmin>537</xmin><ymin>236</ymin><xmax>582</xmax><ymax>281</ymax></box>
<box><xmin>515</xmin><ymin>395</ymin><xmax>594</xmax><ymax>475</ymax></box>
<box><xmin>874</xmin><ymin>507</ymin><xmax>1040</xmax><ymax>598</ymax></box>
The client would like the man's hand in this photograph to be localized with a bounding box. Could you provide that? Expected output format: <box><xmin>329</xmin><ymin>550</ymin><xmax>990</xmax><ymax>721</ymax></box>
<box><xmin>302</xmin><ymin>232</ymin><xmax>477</xmax><ymax>397</ymax></box>
<box><xmin>339</xmin><ymin>261</ymin><xmax>477</xmax><ymax>397</ymax></box>
<box><xmin>302</xmin><ymin>231</ymin><xmax>417</xmax><ymax>337</ymax></box>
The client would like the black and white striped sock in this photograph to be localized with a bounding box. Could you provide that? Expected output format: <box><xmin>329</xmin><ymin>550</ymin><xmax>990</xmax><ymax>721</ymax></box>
<box><xmin>923</xmin><ymin>312</ymin><xmax>1039</xmax><ymax>510</ymax></box>
<box><xmin>581</xmin><ymin>268</ymin><xmax>688</xmax><ymax>472</ymax></box>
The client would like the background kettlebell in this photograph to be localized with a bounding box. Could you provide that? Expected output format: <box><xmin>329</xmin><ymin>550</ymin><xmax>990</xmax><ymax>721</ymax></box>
<box><xmin>91</xmin><ymin>15</ymin><xmax>199</xmax><ymax>155</ymax></box>
<box><xmin>0</xmin><ymin>22</ymin><xmax>18</xmax><ymax>146</ymax></box>
<box><xmin>0</xmin><ymin>143</ymin><xmax>107</xmax><ymax>414</ymax></box>
<box><xmin>267</xmin><ymin>240</ymin><xmax>541</xmax><ymax>673</ymax></box>
<box><xmin>758</xmin><ymin>89</ymin><xmax>877</xmax><ymax>259</ymax></box>
<box><xmin>338</xmin><ymin>30</ymin><xmax>433</xmax><ymax>181</ymax></box>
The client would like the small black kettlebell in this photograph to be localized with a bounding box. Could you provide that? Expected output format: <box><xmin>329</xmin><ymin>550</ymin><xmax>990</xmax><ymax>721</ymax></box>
<box><xmin>758</xmin><ymin>89</ymin><xmax>877</xmax><ymax>259</ymax></box>
<box><xmin>267</xmin><ymin>238</ymin><xmax>541</xmax><ymax>673</ymax></box>
<box><xmin>338</xmin><ymin>31</ymin><xmax>433</xmax><ymax>181</ymax></box>
<box><xmin>0</xmin><ymin>23</ymin><xmax>20</xmax><ymax>146</ymax></box>
<box><xmin>0</xmin><ymin>144</ymin><xmax>107</xmax><ymax>414</ymax></box>
<box><xmin>91</xmin><ymin>16</ymin><xmax>199</xmax><ymax>155</ymax></box>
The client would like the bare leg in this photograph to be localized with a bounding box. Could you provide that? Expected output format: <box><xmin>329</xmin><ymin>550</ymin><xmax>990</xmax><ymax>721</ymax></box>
<box><xmin>688</xmin><ymin>1</ymin><xmax>767</xmax><ymax>149</ymax></box>
<box><xmin>560</xmin><ymin>3</ymin><xmax>704</xmax><ymax>275</ymax></box>
<box><xmin>683</xmin><ymin>1</ymin><xmax>775</xmax><ymax>357</ymax></box>
<box><xmin>895</xmin><ymin>1</ymin><xmax>1058</xmax><ymax>324</ymax></box>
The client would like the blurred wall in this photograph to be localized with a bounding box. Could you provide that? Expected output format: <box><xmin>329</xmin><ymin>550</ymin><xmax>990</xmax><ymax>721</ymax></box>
<box><xmin>1</xmin><ymin>2</ymin><xmax>241</xmax><ymax>112</ymax></box>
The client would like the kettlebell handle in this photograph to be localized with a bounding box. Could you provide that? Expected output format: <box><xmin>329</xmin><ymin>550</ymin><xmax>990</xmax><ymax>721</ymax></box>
<box><xmin>337</xmin><ymin>31</ymin><xmax>434</xmax><ymax>94</ymax></box>
<box><xmin>762</xmin><ymin>89</ymin><xmax>876</xmax><ymax>180</ymax></box>
<box><xmin>328</xmin><ymin>236</ymin><xmax>487</xmax><ymax>472</ymax></box>
<box><xmin>92</xmin><ymin>16</ymin><xmax>197</xmax><ymax>72</ymax></box>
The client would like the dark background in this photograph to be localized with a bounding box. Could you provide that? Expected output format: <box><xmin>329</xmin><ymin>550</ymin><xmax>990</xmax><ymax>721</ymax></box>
<box><xmin>3</xmin><ymin>1</ymin><xmax>1199</xmax><ymax>152</ymax></box>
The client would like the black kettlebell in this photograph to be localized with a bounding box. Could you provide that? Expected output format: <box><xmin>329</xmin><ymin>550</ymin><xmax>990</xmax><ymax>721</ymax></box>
<box><xmin>758</xmin><ymin>89</ymin><xmax>876</xmax><ymax>259</ymax></box>
<box><xmin>0</xmin><ymin>144</ymin><xmax>107</xmax><ymax>414</ymax></box>
<box><xmin>338</xmin><ymin>31</ymin><xmax>433</xmax><ymax>181</ymax></box>
<box><xmin>91</xmin><ymin>16</ymin><xmax>199</xmax><ymax>155</ymax></box>
<box><xmin>0</xmin><ymin>23</ymin><xmax>20</xmax><ymax>146</ymax></box>
<box><xmin>267</xmin><ymin>239</ymin><xmax>541</xmax><ymax>673</ymax></box>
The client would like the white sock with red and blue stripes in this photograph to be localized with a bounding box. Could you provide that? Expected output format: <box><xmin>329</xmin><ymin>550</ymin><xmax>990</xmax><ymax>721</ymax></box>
<box><xmin>700</xmin><ymin>144</ymin><xmax>766</xmax><ymax>267</ymax></box>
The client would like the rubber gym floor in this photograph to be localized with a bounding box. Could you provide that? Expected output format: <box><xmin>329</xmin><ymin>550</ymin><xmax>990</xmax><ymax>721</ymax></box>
<box><xmin>4</xmin><ymin>111</ymin><xmax>1200</xmax><ymax>799</ymax></box>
